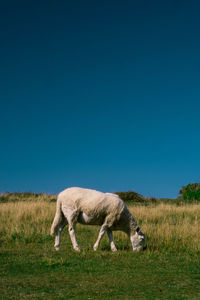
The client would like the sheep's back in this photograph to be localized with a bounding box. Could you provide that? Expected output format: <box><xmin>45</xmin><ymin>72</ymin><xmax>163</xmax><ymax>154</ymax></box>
<box><xmin>59</xmin><ymin>187</ymin><xmax>125</xmax><ymax>217</ymax></box>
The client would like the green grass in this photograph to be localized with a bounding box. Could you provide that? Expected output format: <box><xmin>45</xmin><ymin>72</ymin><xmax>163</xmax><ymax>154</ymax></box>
<box><xmin>1</xmin><ymin>241</ymin><xmax>200</xmax><ymax>300</ymax></box>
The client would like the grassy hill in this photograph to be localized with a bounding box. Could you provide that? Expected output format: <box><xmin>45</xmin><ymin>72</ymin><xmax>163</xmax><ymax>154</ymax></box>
<box><xmin>0</xmin><ymin>191</ymin><xmax>200</xmax><ymax>299</ymax></box>
<box><xmin>0</xmin><ymin>190</ymin><xmax>196</xmax><ymax>206</ymax></box>
<box><xmin>0</xmin><ymin>192</ymin><xmax>56</xmax><ymax>203</ymax></box>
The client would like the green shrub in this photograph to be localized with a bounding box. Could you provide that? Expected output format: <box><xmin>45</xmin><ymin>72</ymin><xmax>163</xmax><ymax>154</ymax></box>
<box><xmin>179</xmin><ymin>183</ymin><xmax>200</xmax><ymax>201</ymax></box>
<box><xmin>115</xmin><ymin>190</ymin><xmax>144</xmax><ymax>203</ymax></box>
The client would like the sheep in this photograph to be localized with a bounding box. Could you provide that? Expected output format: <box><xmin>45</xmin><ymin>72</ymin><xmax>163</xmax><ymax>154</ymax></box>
<box><xmin>50</xmin><ymin>187</ymin><xmax>146</xmax><ymax>252</ymax></box>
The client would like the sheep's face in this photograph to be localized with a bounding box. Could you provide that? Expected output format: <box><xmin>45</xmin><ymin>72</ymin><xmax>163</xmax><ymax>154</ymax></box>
<box><xmin>131</xmin><ymin>231</ymin><xmax>146</xmax><ymax>251</ymax></box>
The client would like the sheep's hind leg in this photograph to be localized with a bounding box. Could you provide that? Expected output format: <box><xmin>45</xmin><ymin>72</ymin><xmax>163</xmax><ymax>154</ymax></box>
<box><xmin>107</xmin><ymin>229</ymin><xmax>117</xmax><ymax>252</ymax></box>
<box><xmin>68</xmin><ymin>222</ymin><xmax>80</xmax><ymax>251</ymax></box>
<box><xmin>62</xmin><ymin>207</ymin><xmax>80</xmax><ymax>251</ymax></box>
<box><xmin>54</xmin><ymin>217</ymin><xmax>67</xmax><ymax>251</ymax></box>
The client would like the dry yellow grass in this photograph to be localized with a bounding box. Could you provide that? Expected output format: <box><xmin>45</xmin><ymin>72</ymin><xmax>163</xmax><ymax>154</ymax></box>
<box><xmin>129</xmin><ymin>204</ymin><xmax>200</xmax><ymax>251</ymax></box>
<box><xmin>0</xmin><ymin>201</ymin><xmax>199</xmax><ymax>251</ymax></box>
<box><xmin>0</xmin><ymin>201</ymin><xmax>55</xmax><ymax>242</ymax></box>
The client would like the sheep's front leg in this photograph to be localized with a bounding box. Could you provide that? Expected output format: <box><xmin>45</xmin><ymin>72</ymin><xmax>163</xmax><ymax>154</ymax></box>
<box><xmin>93</xmin><ymin>224</ymin><xmax>107</xmax><ymax>251</ymax></box>
<box><xmin>107</xmin><ymin>229</ymin><xmax>117</xmax><ymax>252</ymax></box>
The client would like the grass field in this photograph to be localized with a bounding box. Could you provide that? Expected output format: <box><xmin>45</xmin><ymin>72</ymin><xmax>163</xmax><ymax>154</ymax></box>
<box><xmin>0</xmin><ymin>195</ymin><xmax>200</xmax><ymax>299</ymax></box>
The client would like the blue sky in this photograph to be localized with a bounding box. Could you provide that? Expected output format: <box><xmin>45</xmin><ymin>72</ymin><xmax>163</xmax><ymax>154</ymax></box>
<box><xmin>1</xmin><ymin>0</ymin><xmax>200</xmax><ymax>198</ymax></box>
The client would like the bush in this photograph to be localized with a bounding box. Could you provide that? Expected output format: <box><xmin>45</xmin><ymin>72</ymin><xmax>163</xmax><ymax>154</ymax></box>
<box><xmin>179</xmin><ymin>183</ymin><xmax>200</xmax><ymax>201</ymax></box>
<box><xmin>115</xmin><ymin>190</ymin><xmax>144</xmax><ymax>203</ymax></box>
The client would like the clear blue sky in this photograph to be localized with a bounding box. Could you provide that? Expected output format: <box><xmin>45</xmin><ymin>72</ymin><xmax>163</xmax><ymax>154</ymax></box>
<box><xmin>1</xmin><ymin>0</ymin><xmax>200</xmax><ymax>198</ymax></box>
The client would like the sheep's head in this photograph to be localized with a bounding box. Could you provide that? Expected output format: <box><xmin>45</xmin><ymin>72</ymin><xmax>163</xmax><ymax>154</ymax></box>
<box><xmin>130</xmin><ymin>230</ymin><xmax>146</xmax><ymax>251</ymax></box>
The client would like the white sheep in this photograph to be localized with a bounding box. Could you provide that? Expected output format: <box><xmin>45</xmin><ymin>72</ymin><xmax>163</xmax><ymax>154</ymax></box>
<box><xmin>50</xmin><ymin>187</ymin><xmax>146</xmax><ymax>252</ymax></box>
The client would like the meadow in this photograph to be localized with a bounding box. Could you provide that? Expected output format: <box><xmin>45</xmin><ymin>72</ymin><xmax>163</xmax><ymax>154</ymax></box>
<box><xmin>0</xmin><ymin>193</ymin><xmax>200</xmax><ymax>299</ymax></box>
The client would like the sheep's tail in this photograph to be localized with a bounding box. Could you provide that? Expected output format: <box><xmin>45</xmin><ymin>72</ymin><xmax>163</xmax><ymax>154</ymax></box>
<box><xmin>50</xmin><ymin>196</ymin><xmax>62</xmax><ymax>235</ymax></box>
